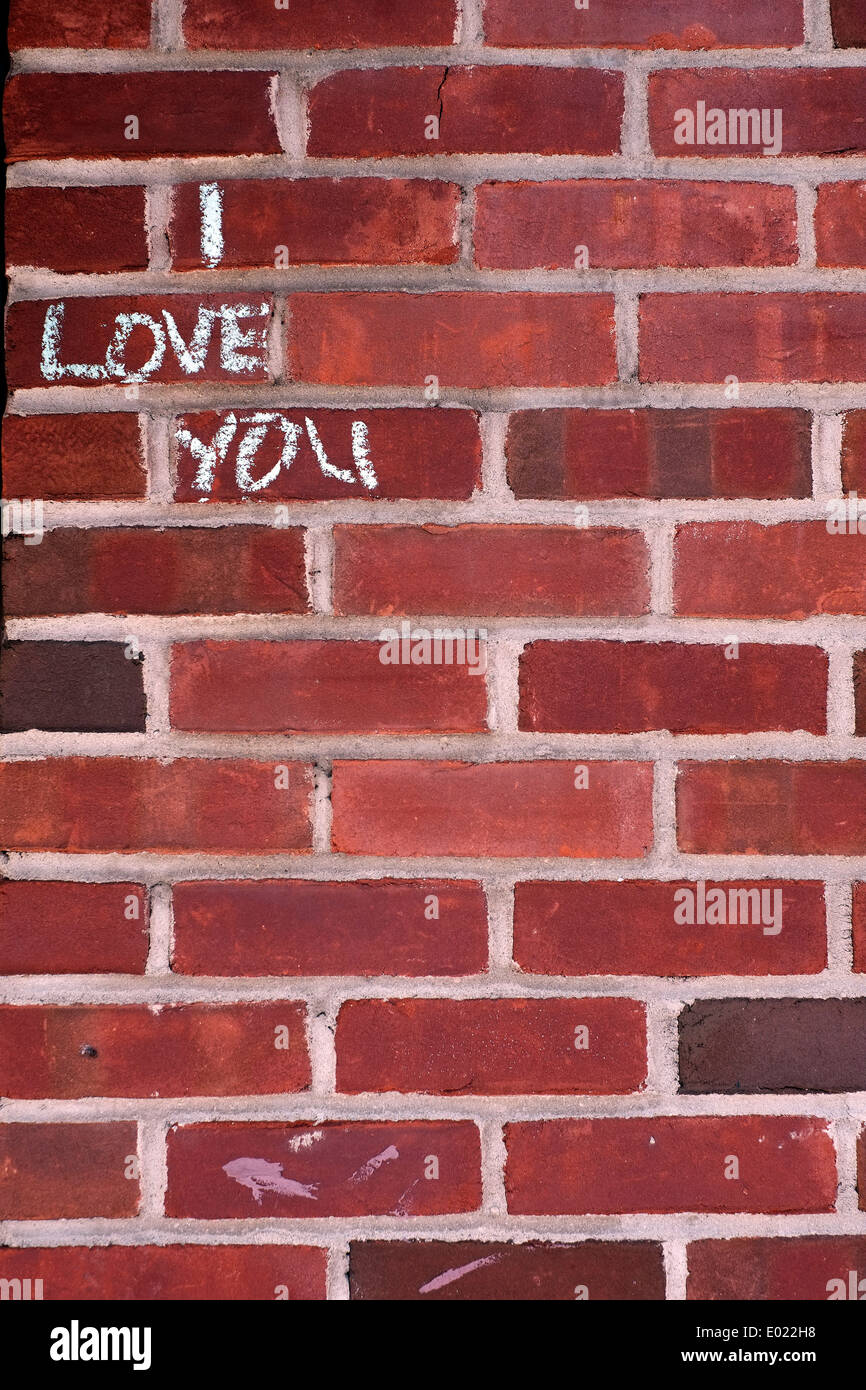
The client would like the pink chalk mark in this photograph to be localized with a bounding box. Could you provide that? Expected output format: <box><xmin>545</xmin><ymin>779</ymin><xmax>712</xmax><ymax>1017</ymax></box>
<box><xmin>419</xmin><ymin>1256</ymin><xmax>501</xmax><ymax>1294</ymax></box>
<box><xmin>350</xmin><ymin>1144</ymin><xmax>400</xmax><ymax>1184</ymax></box>
<box><xmin>223</xmin><ymin>1156</ymin><xmax>318</xmax><ymax>1204</ymax></box>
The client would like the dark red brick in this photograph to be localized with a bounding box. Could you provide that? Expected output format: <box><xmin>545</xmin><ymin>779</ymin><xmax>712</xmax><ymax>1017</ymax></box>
<box><xmin>308</xmin><ymin>67</ymin><xmax>624</xmax><ymax>157</ymax></box>
<box><xmin>842</xmin><ymin>411</ymin><xmax>866</xmax><ymax>492</ymax></box>
<box><xmin>641</xmin><ymin>294</ymin><xmax>866</xmax><ymax>384</ymax></box>
<box><xmin>288</xmin><ymin>292</ymin><xmax>617</xmax><ymax>388</ymax></box>
<box><xmin>173</xmin><ymin>408</ymin><xmax>481</xmax><ymax>502</ymax></box>
<box><xmin>0</xmin><ymin>758</ymin><xmax>312</xmax><ymax>854</ymax></box>
<box><xmin>650</xmin><ymin>69</ymin><xmax>866</xmax><ymax>157</ymax></box>
<box><xmin>9</xmin><ymin>0</ymin><xmax>152</xmax><ymax>48</ymax></box>
<box><xmin>170</xmin><ymin>179</ymin><xmax>460</xmax><ymax>269</ymax></box>
<box><xmin>675</xmin><ymin>523</ymin><xmax>866</xmax><ymax>618</ymax></box>
<box><xmin>679</xmin><ymin>999</ymin><xmax>866</xmax><ymax>1093</ymax></box>
<box><xmin>336</xmin><ymin>998</ymin><xmax>647</xmax><ymax>1095</ymax></box>
<box><xmin>349</xmin><ymin>1240</ymin><xmax>665</xmax><ymax>1301</ymax></box>
<box><xmin>2</xmin><ymin>414</ymin><xmax>147</xmax><ymax>502</ymax></box>
<box><xmin>171</xmin><ymin>879</ymin><xmax>488</xmax><ymax>977</ymax></box>
<box><xmin>334</xmin><ymin>525</ymin><xmax>649</xmax><ymax>617</ymax></box>
<box><xmin>485</xmin><ymin>0</ymin><xmax>803</xmax><ymax>48</ymax></box>
<box><xmin>506</xmin><ymin>1117</ymin><xmax>837</xmax><ymax>1215</ymax></box>
<box><xmin>6</xmin><ymin>187</ymin><xmax>148</xmax><ymax>274</ymax></box>
<box><xmin>519</xmin><ymin>640</ymin><xmax>827</xmax><ymax>734</ymax></box>
<box><xmin>476</xmin><ymin>181</ymin><xmax>797</xmax><ymax>270</ymax></box>
<box><xmin>169</xmin><ymin>640</ymin><xmax>488</xmax><ymax>734</ymax></box>
<box><xmin>0</xmin><ymin>1004</ymin><xmax>310</xmax><ymax>1099</ymax></box>
<box><xmin>0</xmin><ymin>641</ymin><xmax>147</xmax><ymax>733</ymax></box>
<box><xmin>831</xmin><ymin>1</ymin><xmax>866</xmax><ymax>46</ymax></box>
<box><xmin>7</xmin><ymin>296</ymin><xmax>273</xmax><ymax>390</ymax></box>
<box><xmin>0</xmin><ymin>1245</ymin><xmax>326</xmax><ymax>1300</ymax></box>
<box><xmin>166</xmin><ymin>1122</ymin><xmax>482</xmax><ymax>1218</ymax></box>
<box><xmin>816</xmin><ymin>183</ymin><xmax>866</xmax><ymax>267</ymax></box>
<box><xmin>513</xmin><ymin>880</ymin><xmax>827</xmax><ymax>978</ymax></box>
<box><xmin>0</xmin><ymin>881</ymin><xmax>148</xmax><ymax>976</ymax></box>
<box><xmin>183</xmin><ymin>0</ymin><xmax>457</xmax><ymax>48</ymax></box>
<box><xmin>678</xmin><ymin>760</ymin><xmax>866</xmax><ymax>855</ymax></box>
<box><xmin>4</xmin><ymin>73</ymin><xmax>281</xmax><ymax>160</ymax></box>
<box><xmin>3</xmin><ymin>528</ymin><xmax>307</xmax><ymax>617</ymax></box>
<box><xmin>689</xmin><ymin>1237</ymin><xmax>866</xmax><ymax>1299</ymax></box>
<box><xmin>506</xmin><ymin>408</ymin><xmax>812</xmax><ymax>500</ymax></box>
<box><xmin>0</xmin><ymin>1123</ymin><xmax>138</xmax><ymax>1220</ymax></box>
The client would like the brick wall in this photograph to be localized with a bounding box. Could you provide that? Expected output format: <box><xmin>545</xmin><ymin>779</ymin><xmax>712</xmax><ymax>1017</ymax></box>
<box><xmin>3</xmin><ymin>0</ymin><xmax>866</xmax><ymax>1302</ymax></box>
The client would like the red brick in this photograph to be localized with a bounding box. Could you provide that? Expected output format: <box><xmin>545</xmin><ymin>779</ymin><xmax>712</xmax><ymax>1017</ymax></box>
<box><xmin>830</xmin><ymin>1</ymin><xmax>866</xmax><ymax>46</ymax></box>
<box><xmin>854</xmin><ymin>650</ymin><xmax>866</xmax><ymax>733</ymax></box>
<box><xmin>853</xmin><ymin>882</ymin><xmax>866</xmax><ymax>972</ymax></box>
<box><xmin>0</xmin><ymin>1245</ymin><xmax>326</xmax><ymax>1301</ymax></box>
<box><xmin>171</xmin><ymin>879</ymin><xmax>488</xmax><ymax>977</ymax></box>
<box><xmin>173</xmin><ymin>408</ymin><xmax>481</xmax><ymax>502</ymax></box>
<box><xmin>514</xmin><ymin>880</ymin><xmax>827</xmax><ymax>977</ymax></box>
<box><xmin>170</xmin><ymin>179</ymin><xmax>460</xmax><ymax>269</ymax></box>
<box><xmin>675</xmin><ymin>522</ymin><xmax>866</xmax><ymax>618</ymax></box>
<box><xmin>519</xmin><ymin>641</ymin><xmax>827</xmax><ymax>734</ymax></box>
<box><xmin>0</xmin><ymin>1123</ymin><xmax>138</xmax><ymax>1220</ymax></box>
<box><xmin>860</xmin><ymin>1129</ymin><xmax>866</xmax><ymax>1207</ymax></box>
<box><xmin>505</xmin><ymin>1117</ymin><xmax>836</xmax><ymax>1215</ymax></box>
<box><xmin>307</xmin><ymin>67</ymin><xmax>624</xmax><ymax>157</ymax></box>
<box><xmin>166</xmin><ymin>1122</ymin><xmax>482</xmax><ymax>1218</ymax></box>
<box><xmin>842</xmin><ymin>411</ymin><xmax>866</xmax><ymax>491</ymax></box>
<box><xmin>6</xmin><ymin>187</ymin><xmax>148</xmax><ymax>274</ymax></box>
<box><xmin>334</xmin><ymin>525</ymin><xmax>649</xmax><ymax>617</ymax></box>
<box><xmin>2</xmin><ymin>414</ymin><xmax>146</xmax><ymax>501</ymax></box>
<box><xmin>484</xmin><ymin>0</ymin><xmax>803</xmax><ymax>48</ymax></box>
<box><xmin>349</xmin><ymin>1240</ymin><xmax>665</xmax><ymax>1301</ymax></box>
<box><xmin>688</xmin><ymin>1237</ymin><xmax>866</xmax><ymax>1299</ymax></box>
<box><xmin>9</xmin><ymin>0</ymin><xmax>152</xmax><ymax>48</ymax></box>
<box><xmin>288</xmin><ymin>292</ymin><xmax>617</xmax><ymax>388</ymax></box>
<box><xmin>641</xmin><ymin>293</ymin><xmax>866</xmax><ymax>383</ymax></box>
<box><xmin>4</xmin><ymin>73</ymin><xmax>281</xmax><ymax>160</ymax></box>
<box><xmin>336</xmin><ymin>998</ymin><xmax>647</xmax><ymax>1095</ymax></box>
<box><xmin>0</xmin><ymin>1004</ymin><xmax>310</xmax><ymax>1099</ymax></box>
<box><xmin>0</xmin><ymin>758</ymin><xmax>312</xmax><ymax>854</ymax></box>
<box><xmin>650</xmin><ymin>69</ymin><xmax>866</xmax><ymax>157</ymax></box>
<box><xmin>7</xmin><ymin>295</ymin><xmax>273</xmax><ymax>390</ymax></box>
<box><xmin>3</xmin><ymin>527</ymin><xmax>307</xmax><ymax>617</ymax></box>
<box><xmin>170</xmin><ymin>641</ymin><xmax>487</xmax><ymax>734</ymax></box>
<box><xmin>506</xmin><ymin>407</ymin><xmax>812</xmax><ymax>500</ymax></box>
<box><xmin>331</xmin><ymin>760</ymin><xmax>654</xmax><ymax>859</ymax></box>
<box><xmin>678</xmin><ymin>760</ymin><xmax>866</xmax><ymax>855</ymax></box>
<box><xmin>0</xmin><ymin>880</ymin><xmax>149</xmax><ymax>975</ymax></box>
<box><xmin>183</xmin><ymin>0</ymin><xmax>457</xmax><ymax>48</ymax></box>
<box><xmin>816</xmin><ymin>183</ymin><xmax>866</xmax><ymax>267</ymax></box>
<box><xmin>475</xmin><ymin>181</ymin><xmax>797</xmax><ymax>270</ymax></box>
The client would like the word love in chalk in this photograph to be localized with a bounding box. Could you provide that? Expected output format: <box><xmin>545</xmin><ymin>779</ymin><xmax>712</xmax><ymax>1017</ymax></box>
<box><xmin>178</xmin><ymin>412</ymin><xmax>378</xmax><ymax>494</ymax></box>
<box><xmin>40</xmin><ymin>300</ymin><xmax>269</xmax><ymax>384</ymax></box>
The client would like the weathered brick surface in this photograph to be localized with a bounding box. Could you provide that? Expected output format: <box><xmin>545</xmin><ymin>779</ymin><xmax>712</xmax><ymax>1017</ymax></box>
<box><xmin>0</xmin><ymin>1003</ymin><xmax>311</xmax><ymax>1098</ymax></box>
<box><xmin>349</xmin><ymin>1240</ymin><xmax>666</xmax><ymax>1300</ymax></box>
<box><xmin>2</xmin><ymin>413</ymin><xmax>146</xmax><ymax>500</ymax></box>
<box><xmin>4</xmin><ymin>0</ymin><xmax>865</xmax><ymax>1304</ymax></box>
<box><xmin>505</xmin><ymin>1118</ymin><xmax>837</xmax><ymax>1214</ymax></box>
<box><xmin>165</xmin><ymin>1122</ymin><xmax>483</xmax><ymax>1218</ymax></box>
<box><xmin>513</xmin><ymin>880</ymin><xmax>827</xmax><ymax>978</ymax></box>
<box><xmin>506</xmin><ymin>408</ymin><xmax>812</xmax><ymax>500</ymax></box>
<box><xmin>171</xmin><ymin>879</ymin><xmax>488</xmax><ymax>977</ymax></box>
<box><xmin>0</xmin><ymin>1123</ymin><xmax>139</xmax><ymax>1220</ymax></box>
<box><xmin>0</xmin><ymin>1245</ymin><xmax>327</xmax><ymax>1300</ymax></box>
<box><xmin>335</xmin><ymin>998</ymin><xmax>647</xmax><ymax>1095</ymax></box>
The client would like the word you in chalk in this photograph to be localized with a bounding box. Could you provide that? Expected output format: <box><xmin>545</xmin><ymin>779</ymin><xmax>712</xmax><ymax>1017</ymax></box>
<box><xmin>177</xmin><ymin>412</ymin><xmax>378</xmax><ymax>495</ymax></box>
